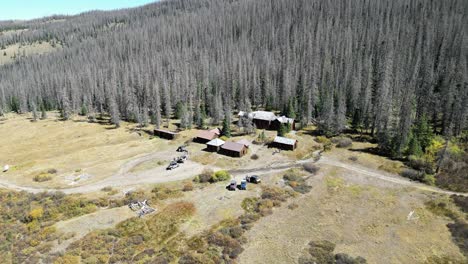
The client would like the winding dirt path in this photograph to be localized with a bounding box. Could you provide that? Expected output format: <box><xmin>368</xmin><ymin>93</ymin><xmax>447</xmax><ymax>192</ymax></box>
<box><xmin>0</xmin><ymin>153</ymin><xmax>466</xmax><ymax>196</ymax></box>
<box><xmin>316</xmin><ymin>156</ymin><xmax>467</xmax><ymax>197</ymax></box>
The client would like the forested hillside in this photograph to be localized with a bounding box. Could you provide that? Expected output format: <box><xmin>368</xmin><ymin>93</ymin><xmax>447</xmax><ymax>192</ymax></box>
<box><xmin>0</xmin><ymin>0</ymin><xmax>467</xmax><ymax>156</ymax></box>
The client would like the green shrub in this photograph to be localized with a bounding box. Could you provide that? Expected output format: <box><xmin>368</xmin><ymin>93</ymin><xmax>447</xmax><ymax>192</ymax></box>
<box><xmin>283</xmin><ymin>170</ymin><xmax>303</xmax><ymax>182</ymax></box>
<box><xmin>423</xmin><ymin>174</ymin><xmax>435</xmax><ymax>185</ymax></box>
<box><xmin>101</xmin><ymin>186</ymin><xmax>113</xmax><ymax>192</ymax></box>
<box><xmin>151</xmin><ymin>186</ymin><xmax>182</xmax><ymax>200</ymax></box>
<box><xmin>447</xmin><ymin>220</ymin><xmax>468</xmax><ymax>257</ymax></box>
<box><xmin>250</xmin><ymin>154</ymin><xmax>259</xmax><ymax>160</ymax></box>
<box><xmin>303</xmin><ymin>163</ymin><xmax>320</xmax><ymax>174</ymax></box>
<box><xmin>261</xmin><ymin>186</ymin><xmax>291</xmax><ymax>201</ymax></box>
<box><xmin>408</xmin><ymin>155</ymin><xmax>433</xmax><ymax>173</ymax></box>
<box><xmin>333</xmin><ymin>137</ymin><xmax>352</xmax><ymax>148</ymax></box>
<box><xmin>335</xmin><ymin>253</ymin><xmax>367</xmax><ymax>264</ymax></box>
<box><xmin>33</xmin><ymin>173</ymin><xmax>52</xmax><ymax>182</ymax></box>
<box><xmin>307</xmin><ymin>240</ymin><xmax>336</xmax><ymax>264</ymax></box>
<box><xmin>47</xmin><ymin>168</ymin><xmax>58</xmax><ymax>174</ymax></box>
<box><xmin>400</xmin><ymin>169</ymin><xmax>425</xmax><ymax>182</ymax></box>
<box><xmin>241</xmin><ymin>197</ymin><xmax>259</xmax><ymax>213</ymax></box>
<box><xmin>194</xmin><ymin>168</ymin><xmax>214</xmax><ymax>183</ymax></box>
<box><xmin>451</xmin><ymin>195</ymin><xmax>468</xmax><ymax>214</ymax></box>
<box><xmin>283</xmin><ymin>170</ymin><xmax>313</xmax><ymax>194</ymax></box>
<box><xmin>316</xmin><ymin>136</ymin><xmax>332</xmax><ymax>151</ymax></box>
<box><xmin>212</xmin><ymin>170</ymin><xmax>231</xmax><ymax>182</ymax></box>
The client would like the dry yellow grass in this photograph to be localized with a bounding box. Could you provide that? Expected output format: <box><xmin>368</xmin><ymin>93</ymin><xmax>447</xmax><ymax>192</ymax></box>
<box><xmin>240</xmin><ymin>165</ymin><xmax>465</xmax><ymax>263</ymax></box>
<box><xmin>0</xmin><ymin>112</ymin><xmax>176</xmax><ymax>187</ymax></box>
<box><xmin>53</xmin><ymin>206</ymin><xmax>136</xmax><ymax>253</ymax></box>
<box><xmin>329</xmin><ymin>141</ymin><xmax>405</xmax><ymax>174</ymax></box>
<box><xmin>0</xmin><ymin>41</ymin><xmax>61</xmax><ymax>65</ymax></box>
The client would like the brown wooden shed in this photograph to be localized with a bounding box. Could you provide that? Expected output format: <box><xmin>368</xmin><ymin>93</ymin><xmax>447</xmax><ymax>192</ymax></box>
<box><xmin>272</xmin><ymin>136</ymin><xmax>298</xmax><ymax>150</ymax></box>
<box><xmin>220</xmin><ymin>142</ymin><xmax>248</xmax><ymax>157</ymax></box>
<box><xmin>154</xmin><ymin>129</ymin><xmax>179</xmax><ymax>140</ymax></box>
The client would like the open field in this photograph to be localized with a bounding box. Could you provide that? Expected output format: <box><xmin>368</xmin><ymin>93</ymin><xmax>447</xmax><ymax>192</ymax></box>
<box><xmin>239</xmin><ymin>165</ymin><xmax>466</xmax><ymax>263</ymax></box>
<box><xmin>0</xmin><ymin>41</ymin><xmax>60</xmax><ymax>65</ymax></box>
<box><xmin>0</xmin><ymin>112</ymin><xmax>179</xmax><ymax>188</ymax></box>
<box><xmin>0</xmin><ymin>113</ymin><xmax>466</xmax><ymax>263</ymax></box>
<box><xmin>0</xmin><ymin>113</ymin><xmax>318</xmax><ymax>191</ymax></box>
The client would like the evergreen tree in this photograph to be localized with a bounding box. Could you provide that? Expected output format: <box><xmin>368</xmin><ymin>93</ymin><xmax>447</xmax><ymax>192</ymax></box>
<box><xmin>414</xmin><ymin>115</ymin><xmax>433</xmax><ymax>151</ymax></box>
<box><xmin>175</xmin><ymin>101</ymin><xmax>185</xmax><ymax>120</ymax></box>
<box><xmin>258</xmin><ymin>130</ymin><xmax>267</xmax><ymax>143</ymax></box>
<box><xmin>287</xmin><ymin>99</ymin><xmax>296</xmax><ymax>119</ymax></box>
<box><xmin>406</xmin><ymin>132</ymin><xmax>423</xmax><ymax>157</ymax></box>
<box><xmin>80</xmin><ymin>104</ymin><xmax>88</xmax><ymax>116</ymax></box>
<box><xmin>40</xmin><ymin>106</ymin><xmax>47</xmax><ymax>120</ymax></box>
<box><xmin>278</xmin><ymin>123</ymin><xmax>287</xmax><ymax>137</ymax></box>
<box><xmin>222</xmin><ymin>117</ymin><xmax>231</xmax><ymax>137</ymax></box>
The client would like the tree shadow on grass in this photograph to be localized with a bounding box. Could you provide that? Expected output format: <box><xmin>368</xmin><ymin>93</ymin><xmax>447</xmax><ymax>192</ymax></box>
<box><xmin>125</xmin><ymin>127</ymin><xmax>153</xmax><ymax>136</ymax></box>
<box><xmin>348</xmin><ymin>147</ymin><xmax>405</xmax><ymax>162</ymax></box>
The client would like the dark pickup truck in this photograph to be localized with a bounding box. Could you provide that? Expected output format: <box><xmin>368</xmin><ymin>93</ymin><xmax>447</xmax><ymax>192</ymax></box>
<box><xmin>246</xmin><ymin>175</ymin><xmax>261</xmax><ymax>184</ymax></box>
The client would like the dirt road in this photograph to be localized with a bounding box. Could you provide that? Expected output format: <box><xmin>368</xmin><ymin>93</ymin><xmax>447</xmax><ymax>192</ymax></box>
<box><xmin>0</xmin><ymin>153</ymin><xmax>466</xmax><ymax>196</ymax></box>
<box><xmin>316</xmin><ymin>156</ymin><xmax>467</xmax><ymax>197</ymax></box>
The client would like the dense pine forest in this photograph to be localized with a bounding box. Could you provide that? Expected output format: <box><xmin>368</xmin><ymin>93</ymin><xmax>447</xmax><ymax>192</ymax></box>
<box><xmin>0</xmin><ymin>0</ymin><xmax>467</xmax><ymax>156</ymax></box>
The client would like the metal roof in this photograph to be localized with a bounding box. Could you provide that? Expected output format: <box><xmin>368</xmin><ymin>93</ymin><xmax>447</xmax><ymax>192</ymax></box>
<box><xmin>276</xmin><ymin>116</ymin><xmax>294</xmax><ymax>124</ymax></box>
<box><xmin>207</xmin><ymin>138</ymin><xmax>225</xmax><ymax>147</ymax></box>
<box><xmin>236</xmin><ymin>139</ymin><xmax>251</xmax><ymax>147</ymax></box>
<box><xmin>251</xmin><ymin>111</ymin><xmax>277</xmax><ymax>121</ymax></box>
<box><xmin>210</xmin><ymin>128</ymin><xmax>222</xmax><ymax>135</ymax></box>
<box><xmin>273</xmin><ymin>136</ymin><xmax>297</xmax><ymax>146</ymax></box>
<box><xmin>221</xmin><ymin>142</ymin><xmax>246</xmax><ymax>152</ymax></box>
<box><xmin>196</xmin><ymin>130</ymin><xmax>217</xmax><ymax>140</ymax></box>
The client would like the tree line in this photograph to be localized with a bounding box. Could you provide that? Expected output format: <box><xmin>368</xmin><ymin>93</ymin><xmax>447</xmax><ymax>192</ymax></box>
<box><xmin>0</xmin><ymin>0</ymin><xmax>466</xmax><ymax>157</ymax></box>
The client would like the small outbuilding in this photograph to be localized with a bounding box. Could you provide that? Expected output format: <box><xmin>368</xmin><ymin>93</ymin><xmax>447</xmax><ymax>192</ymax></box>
<box><xmin>206</xmin><ymin>138</ymin><xmax>225</xmax><ymax>152</ymax></box>
<box><xmin>154</xmin><ymin>129</ymin><xmax>179</xmax><ymax>140</ymax></box>
<box><xmin>194</xmin><ymin>130</ymin><xmax>218</xmax><ymax>143</ymax></box>
<box><xmin>272</xmin><ymin>136</ymin><xmax>298</xmax><ymax>150</ymax></box>
<box><xmin>220</xmin><ymin>142</ymin><xmax>248</xmax><ymax>157</ymax></box>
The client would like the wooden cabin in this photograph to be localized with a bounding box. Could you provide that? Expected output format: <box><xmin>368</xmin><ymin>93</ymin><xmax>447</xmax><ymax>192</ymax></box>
<box><xmin>154</xmin><ymin>129</ymin><xmax>179</xmax><ymax>140</ymax></box>
<box><xmin>220</xmin><ymin>142</ymin><xmax>248</xmax><ymax>157</ymax></box>
<box><xmin>271</xmin><ymin>136</ymin><xmax>298</xmax><ymax>150</ymax></box>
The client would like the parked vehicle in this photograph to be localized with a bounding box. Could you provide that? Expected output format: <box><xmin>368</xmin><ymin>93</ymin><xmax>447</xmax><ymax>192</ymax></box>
<box><xmin>228</xmin><ymin>180</ymin><xmax>237</xmax><ymax>191</ymax></box>
<box><xmin>177</xmin><ymin>155</ymin><xmax>188</xmax><ymax>163</ymax></box>
<box><xmin>246</xmin><ymin>175</ymin><xmax>261</xmax><ymax>184</ymax></box>
<box><xmin>166</xmin><ymin>161</ymin><xmax>180</xmax><ymax>170</ymax></box>
<box><xmin>240</xmin><ymin>179</ymin><xmax>247</xmax><ymax>190</ymax></box>
<box><xmin>177</xmin><ymin>145</ymin><xmax>187</xmax><ymax>152</ymax></box>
